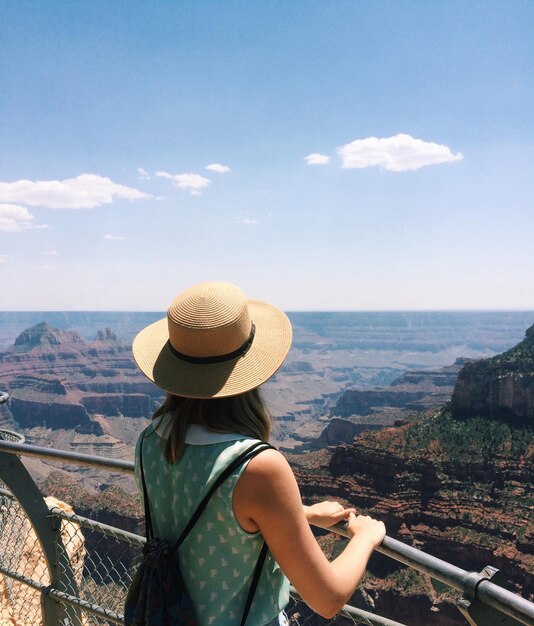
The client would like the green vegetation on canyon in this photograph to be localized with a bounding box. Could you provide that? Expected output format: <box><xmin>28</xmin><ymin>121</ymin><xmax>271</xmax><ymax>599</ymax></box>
<box><xmin>381</xmin><ymin>409</ymin><xmax>533</xmax><ymax>465</ymax></box>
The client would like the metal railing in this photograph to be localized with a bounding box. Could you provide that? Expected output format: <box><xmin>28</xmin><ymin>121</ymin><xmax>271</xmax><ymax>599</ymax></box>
<box><xmin>0</xmin><ymin>436</ymin><xmax>532</xmax><ymax>626</ymax></box>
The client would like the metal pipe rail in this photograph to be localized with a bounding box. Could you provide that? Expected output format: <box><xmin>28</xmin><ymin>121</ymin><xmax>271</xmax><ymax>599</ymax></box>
<box><xmin>0</xmin><ymin>438</ymin><xmax>533</xmax><ymax>626</ymax></box>
<box><xmin>0</xmin><ymin>438</ymin><xmax>133</xmax><ymax>473</ymax></box>
<box><xmin>331</xmin><ymin>524</ymin><xmax>534</xmax><ymax>626</ymax></box>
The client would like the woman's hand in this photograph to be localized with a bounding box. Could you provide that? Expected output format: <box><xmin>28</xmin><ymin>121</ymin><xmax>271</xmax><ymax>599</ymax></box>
<box><xmin>303</xmin><ymin>501</ymin><xmax>356</xmax><ymax>529</ymax></box>
<box><xmin>346</xmin><ymin>513</ymin><xmax>386</xmax><ymax>549</ymax></box>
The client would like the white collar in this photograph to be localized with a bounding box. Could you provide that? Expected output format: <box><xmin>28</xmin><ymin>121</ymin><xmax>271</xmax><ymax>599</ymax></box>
<box><xmin>152</xmin><ymin>414</ymin><xmax>249</xmax><ymax>445</ymax></box>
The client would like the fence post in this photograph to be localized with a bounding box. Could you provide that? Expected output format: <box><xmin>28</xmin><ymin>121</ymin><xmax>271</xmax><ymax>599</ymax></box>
<box><xmin>0</xmin><ymin>450</ymin><xmax>82</xmax><ymax>626</ymax></box>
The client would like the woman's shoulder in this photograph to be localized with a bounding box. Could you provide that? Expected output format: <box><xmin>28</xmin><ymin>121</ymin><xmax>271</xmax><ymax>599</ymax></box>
<box><xmin>234</xmin><ymin>446</ymin><xmax>292</xmax><ymax>495</ymax></box>
<box><xmin>243</xmin><ymin>446</ymin><xmax>289</xmax><ymax>477</ymax></box>
<box><xmin>233</xmin><ymin>447</ymin><xmax>300</xmax><ymax>528</ymax></box>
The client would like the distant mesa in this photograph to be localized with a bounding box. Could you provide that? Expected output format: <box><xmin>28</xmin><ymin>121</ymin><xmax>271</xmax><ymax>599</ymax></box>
<box><xmin>13</xmin><ymin>322</ymin><xmax>84</xmax><ymax>352</ymax></box>
<box><xmin>69</xmin><ymin>431</ymin><xmax>129</xmax><ymax>457</ymax></box>
<box><xmin>0</xmin><ymin>322</ymin><xmax>162</xmax><ymax>434</ymax></box>
<box><xmin>296</xmin><ymin>356</ymin><xmax>471</xmax><ymax>452</ymax></box>
<box><xmin>317</xmin><ymin>323</ymin><xmax>534</xmax><ymax>454</ymax></box>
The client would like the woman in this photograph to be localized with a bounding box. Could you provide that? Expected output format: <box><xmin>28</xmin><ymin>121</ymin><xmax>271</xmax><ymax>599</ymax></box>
<box><xmin>132</xmin><ymin>281</ymin><xmax>385</xmax><ymax>626</ymax></box>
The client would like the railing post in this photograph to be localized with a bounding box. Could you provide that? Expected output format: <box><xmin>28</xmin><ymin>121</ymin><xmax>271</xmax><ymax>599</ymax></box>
<box><xmin>41</xmin><ymin>586</ymin><xmax>60</xmax><ymax>626</ymax></box>
<box><xmin>0</xmin><ymin>449</ymin><xmax>82</xmax><ymax>626</ymax></box>
<box><xmin>457</xmin><ymin>566</ymin><xmax>526</xmax><ymax>626</ymax></box>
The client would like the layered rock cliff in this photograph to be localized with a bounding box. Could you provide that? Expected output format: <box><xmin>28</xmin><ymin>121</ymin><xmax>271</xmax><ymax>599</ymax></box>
<box><xmin>331</xmin><ymin>359</ymin><xmax>466</xmax><ymax>419</ymax></box>
<box><xmin>291</xmin><ymin>413</ymin><xmax>533</xmax><ymax>625</ymax></box>
<box><xmin>316</xmin><ymin>417</ymin><xmax>380</xmax><ymax>445</ymax></box>
<box><xmin>451</xmin><ymin>324</ymin><xmax>534</xmax><ymax>425</ymax></box>
<box><xmin>290</xmin><ymin>328</ymin><xmax>534</xmax><ymax>625</ymax></box>
<box><xmin>8</xmin><ymin>396</ymin><xmax>100</xmax><ymax>433</ymax></box>
<box><xmin>0</xmin><ymin>323</ymin><xmax>161</xmax><ymax>432</ymax></box>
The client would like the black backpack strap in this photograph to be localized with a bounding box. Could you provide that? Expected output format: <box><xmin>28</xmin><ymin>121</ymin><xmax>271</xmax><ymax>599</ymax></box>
<box><xmin>240</xmin><ymin>540</ymin><xmax>269</xmax><ymax>626</ymax></box>
<box><xmin>138</xmin><ymin>431</ymin><xmax>154</xmax><ymax>541</ymax></box>
<box><xmin>172</xmin><ymin>440</ymin><xmax>275</xmax><ymax>552</ymax></box>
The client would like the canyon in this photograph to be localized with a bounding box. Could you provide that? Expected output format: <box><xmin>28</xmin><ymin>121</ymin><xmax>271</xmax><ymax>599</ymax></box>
<box><xmin>291</xmin><ymin>325</ymin><xmax>534</xmax><ymax>625</ymax></box>
<box><xmin>0</xmin><ymin>322</ymin><xmax>161</xmax><ymax>457</ymax></box>
<box><xmin>0</xmin><ymin>314</ymin><xmax>533</xmax><ymax>625</ymax></box>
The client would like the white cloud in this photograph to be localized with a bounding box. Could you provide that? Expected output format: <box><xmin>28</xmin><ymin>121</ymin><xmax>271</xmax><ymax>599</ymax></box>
<box><xmin>206</xmin><ymin>163</ymin><xmax>231</xmax><ymax>174</ymax></box>
<box><xmin>137</xmin><ymin>167</ymin><xmax>151</xmax><ymax>180</ymax></box>
<box><xmin>44</xmin><ymin>250</ymin><xmax>58</xmax><ymax>256</ymax></box>
<box><xmin>0</xmin><ymin>255</ymin><xmax>7</xmax><ymax>263</ymax></box>
<box><xmin>156</xmin><ymin>171</ymin><xmax>212</xmax><ymax>194</ymax></box>
<box><xmin>104</xmin><ymin>234</ymin><xmax>126</xmax><ymax>240</ymax></box>
<box><xmin>0</xmin><ymin>204</ymin><xmax>34</xmax><ymax>220</ymax></box>
<box><xmin>0</xmin><ymin>203</ymin><xmax>45</xmax><ymax>232</ymax></box>
<box><xmin>305</xmin><ymin>153</ymin><xmax>331</xmax><ymax>165</ymax></box>
<box><xmin>232</xmin><ymin>212</ymin><xmax>258</xmax><ymax>225</ymax></box>
<box><xmin>0</xmin><ymin>174</ymin><xmax>151</xmax><ymax>209</ymax></box>
<box><xmin>337</xmin><ymin>134</ymin><xmax>463</xmax><ymax>171</ymax></box>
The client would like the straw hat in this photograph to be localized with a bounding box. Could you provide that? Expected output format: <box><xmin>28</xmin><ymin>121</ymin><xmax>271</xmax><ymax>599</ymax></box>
<box><xmin>132</xmin><ymin>282</ymin><xmax>292</xmax><ymax>398</ymax></box>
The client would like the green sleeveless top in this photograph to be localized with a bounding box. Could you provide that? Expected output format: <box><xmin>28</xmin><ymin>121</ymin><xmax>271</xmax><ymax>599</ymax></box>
<box><xmin>134</xmin><ymin>417</ymin><xmax>290</xmax><ymax>626</ymax></box>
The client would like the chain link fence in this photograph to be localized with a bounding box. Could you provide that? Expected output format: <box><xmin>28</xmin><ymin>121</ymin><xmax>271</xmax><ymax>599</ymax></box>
<box><xmin>3</xmin><ymin>436</ymin><xmax>533</xmax><ymax>626</ymax></box>
<box><xmin>0</xmin><ymin>486</ymin><xmax>47</xmax><ymax>625</ymax></box>
<box><xmin>0</xmin><ymin>484</ymin><xmax>391</xmax><ymax>626</ymax></box>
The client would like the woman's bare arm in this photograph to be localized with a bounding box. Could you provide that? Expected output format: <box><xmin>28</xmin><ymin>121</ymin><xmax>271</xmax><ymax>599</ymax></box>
<box><xmin>233</xmin><ymin>449</ymin><xmax>385</xmax><ymax>618</ymax></box>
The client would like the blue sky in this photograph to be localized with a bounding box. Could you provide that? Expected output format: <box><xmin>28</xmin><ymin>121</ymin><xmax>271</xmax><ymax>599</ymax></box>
<box><xmin>1</xmin><ymin>1</ymin><xmax>533</xmax><ymax>311</ymax></box>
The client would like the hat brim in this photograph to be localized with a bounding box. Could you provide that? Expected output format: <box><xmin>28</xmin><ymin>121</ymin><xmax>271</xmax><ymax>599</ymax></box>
<box><xmin>132</xmin><ymin>299</ymin><xmax>292</xmax><ymax>398</ymax></box>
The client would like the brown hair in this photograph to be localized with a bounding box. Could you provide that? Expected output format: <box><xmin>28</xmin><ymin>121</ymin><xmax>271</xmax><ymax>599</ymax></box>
<box><xmin>152</xmin><ymin>388</ymin><xmax>271</xmax><ymax>463</ymax></box>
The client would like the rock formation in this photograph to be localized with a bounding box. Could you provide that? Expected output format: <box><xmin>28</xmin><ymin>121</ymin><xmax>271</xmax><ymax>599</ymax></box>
<box><xmin>316</xmin><ymin>417</ymin><xmax>381</xmax><ymax>445</ymax></box>
<box><xmin>81</xmin><ymin>393</ymin><xmax>152</xmax><ymax>418</ymax></box>
<box><xmin>451</xmin><ymin>325</ymin><xmax>534</xmax><ymax>425</ymax></box>
<box><xmin>12</xmin><ymin>322</ymin><xmax>84</xmax><ymax>352</ymax></box>
<box><xmin>8</xmin><ymin>396</ymin><xmax>99</xmax><ymax>433</ymax></box>
<box><xmin>331</xmin><ymin>359</ymin><xmax>466</xmax><ymax>419</ymax></box>
<box><xmin>291</xmin><ymin>414</ymin><xmax>533</xmax><ymax>625</ymax></box>
<box><xmin>0</xmin><ymin>322</ymin><xmax>162</xmax><ymax>433</ymax></box>
<box><xmin>332</xmin><ymin>389</ymin><xmax>429</xmax><ymax>416</ymax></box>
<box><xmin>95</xmin><ymin>327</ymin><xmax>118</xmax><ymax>342</ymax></box>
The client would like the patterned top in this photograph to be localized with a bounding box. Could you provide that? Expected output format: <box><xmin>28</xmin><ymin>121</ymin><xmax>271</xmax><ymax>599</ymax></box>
<box><xmin>135</xmin><ymin>416</ymin><xmax>290</xmax><ymax>626</ymax></box>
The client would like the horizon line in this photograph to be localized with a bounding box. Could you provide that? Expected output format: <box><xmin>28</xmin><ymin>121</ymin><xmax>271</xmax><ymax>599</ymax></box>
<box><xmin>1</xmin><ymin>308</ymin><xmax>534</xmax><ymax>314</ymax></box>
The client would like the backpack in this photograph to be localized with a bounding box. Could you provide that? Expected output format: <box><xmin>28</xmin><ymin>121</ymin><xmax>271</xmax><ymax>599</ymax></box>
<box><xmin>124</xmin><ymin>436</ymin><xmax>274</xmax><ymax>626</ymax></box>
